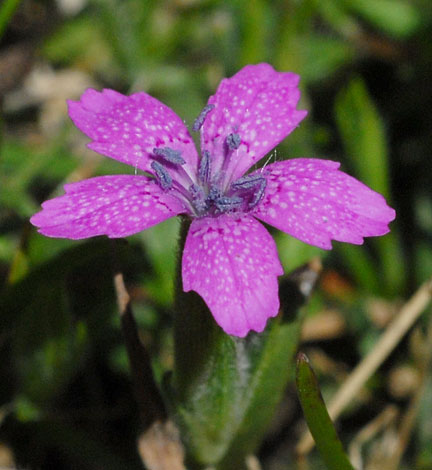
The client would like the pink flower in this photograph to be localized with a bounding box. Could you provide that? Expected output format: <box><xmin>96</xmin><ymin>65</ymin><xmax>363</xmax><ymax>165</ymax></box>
<box><xmin>31</xmin><ymin>64</ymin><xmax>395</xmax><ymax>337</ymax></box>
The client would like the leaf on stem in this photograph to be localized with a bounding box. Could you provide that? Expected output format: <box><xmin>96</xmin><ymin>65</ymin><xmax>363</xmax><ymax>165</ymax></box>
<box><xmin>296</xmin><ymin>352</ymin><xmax>355</xmax><ymax>470</ymax></box>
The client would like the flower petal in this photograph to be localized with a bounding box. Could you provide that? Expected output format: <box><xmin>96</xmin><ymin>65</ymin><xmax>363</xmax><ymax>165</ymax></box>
<box><xmin>253</xmin><ymin>158</ymin><xmax>396</xmax><ymax>249</ymax></box>
<box><xmin>68</xmin><ymin>89</ymin><xmax>198</xmax><ymax>177</ymax></box>
<box><xmin>182</xmin><ymin>214</ymin><xmax>283</xmax><ymax>337</ymax></box>
<box><xmin>201</xmin><ymin>63</ymin><xmax>307</xmax><ymax>183</ymax></box>
<box><xmin>31</xmin><ymin>175</ymin><xmax>185</xmax><ymax>239</ymax></box>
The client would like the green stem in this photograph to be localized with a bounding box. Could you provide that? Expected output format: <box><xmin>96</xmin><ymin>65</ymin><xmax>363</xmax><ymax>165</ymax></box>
<box><xmin>171</xmin><ymin>226</ymin><xmax>320</xmax><ymax>468</ymax></box>
<box><xmin>173</xmin><ymin>217</ymin><xmax>221</xmax><ymax>401</ymax></box>
<box><xmin>0</xmin><ymin>0</ymin><xmax>21</xmax><ymax>42</ymax></box>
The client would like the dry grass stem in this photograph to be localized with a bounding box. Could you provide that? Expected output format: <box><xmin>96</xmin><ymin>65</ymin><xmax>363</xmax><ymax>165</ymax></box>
<box><xmin>297</xmin><ymin>278</ymin><xmax>432</xmax><ymax>456</ymax></box>
<box><xmin>348</xmin><ymin>405</ymin><xmax>399</xmax><ymax>469</ymax></box>
<box><xmin>386</xmin><ymin>316</ymin><xmax>432</xmax><ymax>470</ymax></box>
<box><xmin>112</xmin><ymin>259</ymin><xmax>185</xmax><ymax>469</ymax></box>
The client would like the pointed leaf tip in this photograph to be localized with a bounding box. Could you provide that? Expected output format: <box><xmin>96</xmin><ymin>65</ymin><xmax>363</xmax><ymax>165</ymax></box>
<box><xmin>296</xmin><ymin>353</ymin><xmax>355</xmax><ymax>470</ymax></box>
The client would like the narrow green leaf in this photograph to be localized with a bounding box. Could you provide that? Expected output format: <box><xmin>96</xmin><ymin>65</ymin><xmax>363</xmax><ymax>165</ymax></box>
<box><xmin>300</xmin><ymin>36</ymin><xmax>355</xmax><ymax>84</ymax></box>
<box><xmin>337</xmin><ymin>243</ymin><xmax>380</xmax><ymax>294</ymax></box>
<box><xmin>7</xmin><ymin>244</ymin><xmax>30</xmax><ymax>284</ymax></box>
<box><xmin>237</xmin><ymin>0</ymin><xmax>268</xmax><ymax>65</ymax></box>
<box><xmin>216</xmin><ymin>318</ymin><xmax>302</xmax><ymax>470</ymax></box>
<box><xmin>316</xmin><ymin>0</ymin><xmax>360</xmax><ymax>37</ymax></box>
<box><xmin>296</xmin><ymin>352</ymin><xmax>355</xmax><ymax>470</ymax></box>
<box><xmin>274</xmin><ymin>0</ymin><xmax>317</xmax><ymax>74</ymax></box>
<box><xmin>0</xmin><ymin>0</ymin><xmax>21</xmax><ymax>41</ymax></box>
<box><xmin>334</xmin><ymin>77</ymin><xmax>389</xmax><ymax>199</ymax></box>
<box><xmin>275</xmin><ymin>0</ymin><xmax>354</xmax><ymax>83</ymax></box>
<box><xmin>93</xmin><ymin>0</ymin><xmax>153</xmax><ymax>78</ymax></box>
<box><xmin>343</xmin><ymin>0</ymin><xmax>421</xmax><ymax>38</ymax></box>
<box><xmin>139</xmin><ymin>217</ymin><xmax>180</xmax><ymax>306</ymax></box>
<box><xmin>277</xmin><ymin>233</ymin><xmax>322</xmax><ymax>273</ymax></box>
<box><xmin>334</xmin><ymin>77</ymin><xmax>404</xmax><ymax>294</ymax></box>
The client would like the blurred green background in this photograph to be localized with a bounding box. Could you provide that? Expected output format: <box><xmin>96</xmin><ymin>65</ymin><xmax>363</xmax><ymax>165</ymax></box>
<box><xmin>1</xmin><ymin>0</ymin><xmax>432</xmax><ymax>468</ymax></box>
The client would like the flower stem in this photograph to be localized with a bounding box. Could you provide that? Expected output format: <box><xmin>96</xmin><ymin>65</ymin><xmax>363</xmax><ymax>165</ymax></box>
<box><xmin>173</xmin><ymin>217</ymin><xmax>221</xmax><ymax>400</ymax></box>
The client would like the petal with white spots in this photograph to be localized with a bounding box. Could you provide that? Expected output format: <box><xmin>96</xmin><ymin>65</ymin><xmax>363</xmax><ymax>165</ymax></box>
<box><xmin>253</xmin><ymin>158</ymin><xmax>396</xmax><ymax>249</ymax></box>
<box><xmin>31</xmin><ymin>175</ymin><xmax>186</xmax><ymax>239</ymax></box>
<box><xmin>201</xmin><ymin>63</ymin><xmax>307</xmax><ymax>183</ymax></box>
<box><xmin>68</xmin><ymin>89</ymin><xmax>198</xmax><ymax>177</ymax></box>
<box><xmin>182</xmin><ymin>214</ymin><xmax>283</xmax><ymax>337</ymax></box>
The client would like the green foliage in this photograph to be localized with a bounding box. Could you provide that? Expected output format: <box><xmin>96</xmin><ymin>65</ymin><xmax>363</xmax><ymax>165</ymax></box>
<box><xmin>0</xmin><ymin>0</ymin><xmax>21</xmax><ymax>40</ymax></box>
<box><xmin>334</xmin><ymin>77</ymin><xmax>389</xmax><ymax>198</ymax></box>
<box><xmin>342</xmin><ymin>0</ymin><xmax>422</xmax><ymax>38</ymax></box>
<box><xmin>172</xmin><ymin>225</ymin><xmax>310</xmax><ymax>467</ymax></box>
<box><xmin>296</xmin><ymin>353</ymin><xmax>355</xmax><ymax>470</ymax></box>
<box><xmin>217</xmin><ymin>318</ymin><xmax>302</xmax><ymax>470</ymax></box>
<box><xmin>173</xmin><ymin>317</ymin><xmax>302</xmax><ymax>468</ymax></box>
<box><xmin>138</xmin><ymin>217</ymin><xmax>180</xmax><ymax>306</ymax></box>
<box><xmin>43</xmin><ymin>16</ymin><xmax>111</xmax><ymax>70</ymax></box>
<box><xmin>1</xmin><ymin>0</ymin><xmax>431</xmax><ymax>467</ymax></box>
<box><xmin>334</xmin><ymin>77</ymin><xmax>404</xmax><ymax>295</ymax></box>
<box><xmin>0</xmin><ymin>137</ymin><xmax>78</xmax><ymax>216</ymax></box>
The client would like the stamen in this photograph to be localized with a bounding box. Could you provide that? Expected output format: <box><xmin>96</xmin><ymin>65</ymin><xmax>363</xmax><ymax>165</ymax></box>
<box><xmin>151</xmin><ymin>161</ymin><xmax>173</xmax><ymax>190</ymax></box>
<box><xmin>192</xmin><ymin>104</ymin><xmax>215</xmax><ymax>131</ymax></box>
<box><xmin>207</xmin><ymin>186</ymin><xmax>222</xmax><ymax>202</ymax></box>
<box><xmin>189</xmin><ymin>184</ymin><xmax>208</xmax><ymax>214</ymax></box>
<box><xmin>214</xmin><ymin>196</ymin><xmax>243</xmax><ymax>212</ymax></box>
<box><xmin>248</xmin><ymin>179</ymin><xmax>267</xmax><ymax>209</ymax></box>
<box><xmin>198</xmin><ymin>151</ymin><xmax>211</xmax><ymax>183</ymax></box>
<box><xmin>231</xmin><ymin>174</ymin><xmax>265</xmax><ymax>191</ymax></box>
<box><xmin>153</xmin><ymin>147</ymin><xmax>185</xmax><ymax>165</ymax></box>
<box><xmin>189</xmin><ymin>183</ymin><xmax>204</xmax><ymax>199</ymax></box>
<box><xmin>226</xmin><ymin>133</ymin><xmax>241</xmax><ymax>150</ymax></box>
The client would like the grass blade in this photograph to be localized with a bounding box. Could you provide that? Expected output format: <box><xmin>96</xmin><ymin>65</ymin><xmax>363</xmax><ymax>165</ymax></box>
<box><xmin>296</xmin><ymin>352</ymin><xmax>355</xmax><ymax>470</ymax></box>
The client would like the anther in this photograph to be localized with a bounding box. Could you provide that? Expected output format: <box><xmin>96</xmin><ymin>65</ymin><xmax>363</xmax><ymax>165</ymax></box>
<box><xmin>207</xmin><ymin>186</ymin><xmax>222</xmax><ymax>202</ymax></box>
<box><xmin>192</xmin><ymin>104</ymin><xmax>215</xmax><ymax>132</ymax></box>
<box><xmin>189</xmin><ymin>183</ymin><xmax>202</xmax><ymax>196</ymax></box>
<box><xmin>214</xmin><ymin>196</ymin><xmax>243</xmax><ymax>212</ymax></box>
<box><xmin>198</xmin><ymin>151</ymin><xmax>211</xmax><ymax>183</ymax></box>
<box><xmin>151</xmin><ymin>161</ymin><xmax>173</xmax><ymax>190</ymax></box>
<box><xmin>248</xmin><ymin>179</ymin><xmax>267</xmax><ymax>209</ymax></box>
<box><xmin>153</xmin><ymin>147</ymin><xmax>185</xmax><ymax>165</ymax></box>
<box><xmin>231</xmin><ymin>174</ymin><xmax>265</xmax><ymax>191</ymax></box>
<box><xmin>189</xmin><ymin>184</ymin><xmax>208</xmax><ymax>214</ymax></box>
<box><xmin>226</xmin><ymin>133</ymin><xmax>241</xmax><ymax>150</ymax></box>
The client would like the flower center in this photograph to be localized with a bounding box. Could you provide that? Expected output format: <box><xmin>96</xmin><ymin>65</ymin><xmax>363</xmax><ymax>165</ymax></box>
<box><xmin>150</xmin><ymin>145</ymin><xmax>266</xmax><ymax>218</ymax></box>
<box><xmin>149</xmin><ymin>105</ymin><xmax>267</xmax><ymax>217</ymax></box>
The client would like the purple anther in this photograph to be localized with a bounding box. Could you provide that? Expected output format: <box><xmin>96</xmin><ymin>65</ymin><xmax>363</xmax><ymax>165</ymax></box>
<box><xmin>226</xmin><ymin>133</ymin><xmax>241</xmax><ymax>150</ymax></box>
<box><xmin>153</xmin><ymin>147</ymin><xmax>185</xmax><ymax>165</ymax></box>
<box><xmin>207</xmin><ymin>186</ymin><xmax>222</xmax><ymax>202</ymax></box>
<box><xmin>198</xmin><ymin>151</ymin><xmax>211</xmax><ymax>183</ymax></box>
<box><xmin>189</xmin><ymin>184</ymin><xmax>208</xmax><ymax>214</ymax></box>
<box><xmin>189</xmin><ymin>183</ymin><xmax>205</xmax><ymax>201</ymax></box>
<box><xmin>151</xmin><ymin>161</ymin><xmax>173</xmax><ymax>190</ymax></box>
<box><xmin>192</xmin><ymin>104</ymin><xmax>215</xmax><ymax>132</ymax></box>
<box><xmin>214</xmin><ymin>196</ymin><xmax>243</xmax><ymax>212</ymax></box>
<box><xmin>231</xmin><ymin>174</ymin><xmax>265</xmax><ymax>191</ymax></box>
<box><xmin>248</xmin><ymin>178</ymin><xmax>267</xmax><ymax>209</ymax></box>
